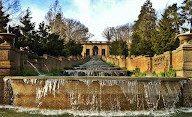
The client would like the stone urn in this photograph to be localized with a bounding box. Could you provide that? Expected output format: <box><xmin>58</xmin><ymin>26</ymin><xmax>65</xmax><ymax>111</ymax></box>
<box><xmin>0</xmin><ymin>33</ymin><xmax>15</xmax><ymax>46</ymax></box>
<box><xmin>177</xmin><ymin>33</ymin><xmax>192</xmax><ymax>45</ymax></box>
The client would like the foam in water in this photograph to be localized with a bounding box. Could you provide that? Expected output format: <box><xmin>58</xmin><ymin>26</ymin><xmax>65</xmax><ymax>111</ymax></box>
<box><xmin>1</xmin><ymin>105</ymin><xmax>191</xmax><ymax>116</ymax></box>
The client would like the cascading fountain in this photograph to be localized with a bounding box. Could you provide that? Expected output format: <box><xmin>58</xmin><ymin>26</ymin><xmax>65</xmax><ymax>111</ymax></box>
<box><xmin>2</xmin><ymin>58</ymin><xmax>192</xmax><ymax>116</ymax></box>
<box><xmin>63</xmin><ymin>58</ymin><xmax>129</xmax><ymax>76</ymax></box>
<box><xmin>3</xmin><ymin>76</ymin><xmax>187</xmax><ymax>111</ymax></box>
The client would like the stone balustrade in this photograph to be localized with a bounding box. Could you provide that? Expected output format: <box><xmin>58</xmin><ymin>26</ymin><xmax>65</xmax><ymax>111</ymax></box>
<box><xmin>102</xmin><ymin>43</ymin><xmax>192</xmax><ymax>77</ymax></box>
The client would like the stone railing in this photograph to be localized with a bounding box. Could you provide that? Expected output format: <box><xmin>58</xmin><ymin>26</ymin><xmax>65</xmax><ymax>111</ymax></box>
<box><xmin>102</xmin><ymin>43</ymin><xmax>192</xmax><ymax>77</ymax></box>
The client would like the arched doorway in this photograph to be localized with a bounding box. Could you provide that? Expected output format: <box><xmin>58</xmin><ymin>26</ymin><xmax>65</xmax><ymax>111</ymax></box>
<box><xmin>92</xmin><ymin>46</ymin><xmax>98</xmax><ymax>55</ymax></box>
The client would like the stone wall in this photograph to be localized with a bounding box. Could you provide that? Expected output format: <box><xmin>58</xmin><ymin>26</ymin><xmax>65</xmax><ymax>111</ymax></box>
<box><xmin>152</xmin><ymin>51</ymin><xmax>172</xmax><ymax>73</ymax></box>
<box><xmin>126</xmin><ymin>56</ymin><xmax>151</xmax><ymax>73</ymax></box>
<box><xmin>102</xmin><ymin>44</ymin><xmax>192</xmax><ymax>77</ymax></box>
<box><xmin>0</xmin><ymin>44</ymin><xmax>89</xmax><ymax>76</ymax></box>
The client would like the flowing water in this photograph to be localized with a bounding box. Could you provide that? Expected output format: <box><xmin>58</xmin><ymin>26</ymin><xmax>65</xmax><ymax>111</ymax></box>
<box><xmin>2</xmin><ymin>58</ymin><xmax>192</xmax><ymax>116</ymax></box>
<box><xmin>26</xmin><ymin>60</ymin><xmax>41</xmax><ymax>75</ymax></box>
<box><xmin>0</xmin><ymin>105</ymin><xmax>192</xmax><ymax>117</ymax></box>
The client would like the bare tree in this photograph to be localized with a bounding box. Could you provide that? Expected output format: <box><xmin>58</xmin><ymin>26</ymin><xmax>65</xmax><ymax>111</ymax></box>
<box><xmin>0</xmin><ymin>0</ymin><xmax>20</xmax><ymax>32</ymax></box>
<box><xmin>102</xmin><ymin>23</ymin><xmax>132</xmax><ymax>42</ymax></box>
<box><xmin>64</xmin><ymin>18</ymin><xmax>91</xmax><ymax>42</ymax></box>
<box><xmin>46</xmin><ymin>0</ymin><xmax>91</xmax><ymax>42</ymax></box>
<box><xmin>102</xmin><ymin>27</ymin><xmax>114</xmax><ymax>42</ymax></box>
<box><xmin>45</xmin><ymin>0</ymin><xmax>63</xmax><ymax>33</ymax></box>
<box><xmin>115</xmin><ymin>23</ymin><xmax>132</xmax><ymax>42</ymax></box>
<box><xmin>0</xmin><ymin>0</ymin><xmax>20</xmax><ymax>15</ymax></box>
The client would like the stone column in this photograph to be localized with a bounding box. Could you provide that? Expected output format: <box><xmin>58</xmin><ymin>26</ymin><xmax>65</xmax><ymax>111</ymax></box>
<box><xmin>172</xmin><ymin>44</ymin><xmax>192</xmax><ymax>77</ymax></box>
<box><xmin>0</xmin><ymin>44</ymin><xmax>19</xmax><ymax>76</ymax></box>
<box><xmin>0</xmin><ymin>44</ymin><xmax>19</xmax><ymax>105</ymax></box>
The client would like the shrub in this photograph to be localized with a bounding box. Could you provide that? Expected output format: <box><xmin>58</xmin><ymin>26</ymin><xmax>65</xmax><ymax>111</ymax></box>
<box><xmin>63</xmin><ymin>66</ymin><xmax>73</xmax><ymax>70</ymax></box>
<box><xmin>15</xmin><ymin>69</ymin><xmax>38</xmax><ymax>76</ymax></box>
<box><xmin>106</xmin><ymin>62</ymin><xmax>114</xmax><ymax>66</ymax></box>
<box><xmin>151</xmin><ymin>70</ymin><xmax>176</xmax><ymax>77</ymax></box>
<box><xmin>165</xmin><ymin>70</ymin><xmax>176</xmax><ymax>77</ymax></box>
<box><xmin>42</xmin><ymin>69</ymin><xmax>63</xmax><ymax>76</ymax></box>
<box><xmin>158</xmin><ymin>72</ymin><xmax>165</xmax><ymax>77</ymax></box>
<box><xmin>135</xmin><ymin>72</ymin><xmax>147</xmax><ymax>77</ymax></box>
<box><xmin>48</xmin><ymin>69</ymin><xmax>62</xmax><ymax>76</ymax></box>
<box><xmin>135</xmin><ymin>68</ymin><xmax>140</xmax><ymax>73</ymax></box>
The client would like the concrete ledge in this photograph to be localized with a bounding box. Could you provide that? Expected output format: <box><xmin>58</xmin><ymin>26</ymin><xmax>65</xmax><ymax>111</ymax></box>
<box><xmin>4</xmin><ymin>76</ymin><xmax>189</xmax><ymax>81</ymax></box>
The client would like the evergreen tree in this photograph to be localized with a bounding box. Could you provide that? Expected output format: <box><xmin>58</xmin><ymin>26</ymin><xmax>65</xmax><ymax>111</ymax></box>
<box><xmin>0</xmin><ymin>5</ymin><xmax>9</xmax><ymax>32</ymax></box>
<box><xmin>130</xmin><ymin>33</ymin><xmax>141</xmax><ymax>56</ymax></box>
<box><xmin>36</xmin><ymin>21</ymin><xmax>50</xmax><ymax>55</ymax></box>
<box><xmin>65</xmin><ymin>39</ymin><xmax>83</xmax><ymax>56</ymax></box>
<box><xmin>152</xmin><ymin>4</ymin><xmax>180</xmax><ymax>55</ymax></box>
<box><xmin>110</xmin><ymin>39</ymin><xmax>128</xmax><ymax>57</ymax></box>
<box><xmin>131</xmin><ymin>0</ymin><xmax>156</xmax><ymax>56</ymax></box>
<box><xmin>47</xmin><ymin>33</ymin><xmax>65</xmax><ymax>56</ymax></box>
<box><xmin>0</xmin><ymin>0</ymin><xmax>20</xmax><ymax>33</ymax></box>
<box><xmin>19</xmin><ymin>8</ymin><xmax>35</xmax><ymax>47</ymax></box>
<box><xmin>31</xmin><ymin>21</ymin><xmax>66</xmax><ymax>56</ymax></box>
<box><xmin>180</xmin><ymin>0</ymin><xmax>192</xmax><ymax>33</ymax></box>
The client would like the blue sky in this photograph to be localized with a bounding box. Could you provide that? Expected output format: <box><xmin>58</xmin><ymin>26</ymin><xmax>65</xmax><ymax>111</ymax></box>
<box><xmin>19</xmin><ymin>0</ymin><xmax>182</xmax><ymax>41</ymax></box>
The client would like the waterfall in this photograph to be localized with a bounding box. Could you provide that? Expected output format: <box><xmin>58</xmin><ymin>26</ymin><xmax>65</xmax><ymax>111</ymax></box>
<box><xmin>5</xmin><ymin>78</ymin><xmax>186</xmax><ymax>111</ymax></box>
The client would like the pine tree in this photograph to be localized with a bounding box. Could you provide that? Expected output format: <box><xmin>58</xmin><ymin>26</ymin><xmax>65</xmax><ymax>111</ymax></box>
<box><xmin>47</xmin><ymin>33</ymin><xmax>65</xmax><ymax>56</ymax></box>
<box><xmin>36</xmin><ymin>21</ymin><xmax>50</xmax><ymax>55</ymax></box>
<box><xmin>65</xmin><ymin>39</ymin><xmax>83</xmax><ymax>56</ymax></box>
<box><xmin>152</xmin><ymin>4</ymin><xmax>180</xmax><ymax>55</ymax></box>
<box><xmin>0</xmin><ymin>0</ymin><xmax>20</xmax><ymax>33</ymax></box>
<box><xmin>0</xmin><ymin>5</ymin><xmax>9</xmax><ymax>32</ymax></box>
<box><xmin>110</xmin><ymin>39</ymin><xmax>128</xmax><ymax>57</ymax></box>
<box><xmin>130</xmin><ymin>33</ymin><xmax>141</xmax><ymax>56</ymax></box>
<box><xmin>19</xmin><ymin>8</ymin><xmax>35</xmax><ymax>47</ymax></box>
<box><xmin>130</xmin><ymin>0</ymin><xmax>156</xmax><ymax>56</ymax></box>
<box><xmin>180</xmin><ymin>0</ymin><xmax>192</xmax><ymax>33</ymax></box>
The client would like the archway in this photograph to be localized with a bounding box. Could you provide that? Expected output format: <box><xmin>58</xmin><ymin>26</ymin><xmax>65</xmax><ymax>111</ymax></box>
<box><xmin>92</xmin><ymin>46</ymin><xmax>98</xmax><ymax>55</ymax></box>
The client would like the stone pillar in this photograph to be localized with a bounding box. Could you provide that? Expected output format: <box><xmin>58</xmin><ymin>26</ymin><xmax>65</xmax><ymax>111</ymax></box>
<box><xmin>0</xmin><ymin>44</ymin><xmax>19</xmax><ymax>76</ymax></box>
<box><xmin>172</xmin><ymin>44</ymin><xmax>192</xmax><ymax>77</ymax></box>
<box><xmin>0</xmin><ymin>44</ymin><xmax>19</xmax><ymax>105</ymax></box>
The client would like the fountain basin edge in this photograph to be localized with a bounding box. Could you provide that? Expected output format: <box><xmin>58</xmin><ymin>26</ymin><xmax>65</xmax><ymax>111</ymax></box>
<box><xmin>4</xmin><ymin>76</ymin><xmax>189</xmax><ymax>81</ymax></box>
<box><xmin>2</xmin><ymin>76</ymin><xmax>191</xmax><ymax>111</ymax></box>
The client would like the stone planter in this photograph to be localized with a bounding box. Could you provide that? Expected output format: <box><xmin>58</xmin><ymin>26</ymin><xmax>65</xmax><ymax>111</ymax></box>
<box><xmin>177</xmin><ymin>33</ymin><xmax>192</xmax><ymax>45</ymax></box>
<box><xmin>0</xmin><ymin>33</ymin><xmax>15</xmax><ymax>46</ymax></box>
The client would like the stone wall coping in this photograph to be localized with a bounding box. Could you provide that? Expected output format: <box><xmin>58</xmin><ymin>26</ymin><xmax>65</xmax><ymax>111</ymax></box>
<box><xmin>5</xmin><ymin>76</ymin><xmax>189</xmax><ymax>81</ymax></box>
<box><xmin>153</xmin><ymin>52</ymin><xmax>171</xmax><ymax>59</ymax></box>
<box><xmin>45</xmin><ymin>54</ymin><xmax>60</xmax><ymax>61</ymax></box>
<box><xmin>27</xmin><ymin>53</ymin><xmax>41</xmax><ymax>59</ymax></box>
<box><xmin>130</xmin><ymin>55</ymin><xmax>149</xmax><ymax>61</ymax></box>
